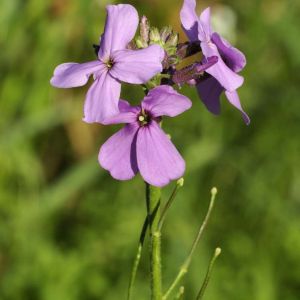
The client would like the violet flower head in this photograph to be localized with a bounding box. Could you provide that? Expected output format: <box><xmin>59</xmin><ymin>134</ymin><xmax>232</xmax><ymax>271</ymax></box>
<box><xmin>99</xmin><ymin>86</ymin><xmax>192</xmax><ymax>187</ymax></box>
<box><xmin>50</xmin><ymin>4</ymin><xmax>164</xmax><ymax>123</ymax></box>
<box><xmin>180</xmin><ymin>0</ymin><xmax>250</xmax><ymax>124</ymax></box>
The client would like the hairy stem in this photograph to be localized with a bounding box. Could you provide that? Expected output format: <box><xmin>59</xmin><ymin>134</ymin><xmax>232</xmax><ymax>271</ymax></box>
<box><xmin>127</xmin><ymin>216</ymin><xmax>148</xmax><ymax>300</ymax></box>
<box><xmin>146</xmin><ymin>183</ymin><xmax>162</xmax><ymax>300</ymax></box>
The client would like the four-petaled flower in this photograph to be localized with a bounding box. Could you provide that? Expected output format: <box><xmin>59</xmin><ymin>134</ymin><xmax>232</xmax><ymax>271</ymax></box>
<box><xmin>51</xmin><ymin>4</ymin><xmax>164</xmax><ymax>123</ymax></box>
<box><xmin>180</xmin><ymin>0</ymin><xmax>250</xmax><ymax>124</ymax></box>
<box><xmin>99</xmin><ymin>86</ymin><xmax>192</xmax><ymax>187</ymax></box>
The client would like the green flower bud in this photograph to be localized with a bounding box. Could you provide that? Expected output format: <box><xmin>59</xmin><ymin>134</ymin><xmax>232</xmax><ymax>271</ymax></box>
<box><xmin>160</xmin><ymin>26</ymin><xmax>172</xmax><ymax>43</ymax></box>
<box><xmin>150</xmin><ymin>27</ymin><xmax>161</xmax><ymax>43</ymax></box>
<box><xmin>135</xmin><ymin>37</ymin><xmax>145</xmax><ymax>49</ymax></box>
<box><xmin>166</xmin><ymin>32</ymin><xmax>179</xmax><ymax>48</ymax></box>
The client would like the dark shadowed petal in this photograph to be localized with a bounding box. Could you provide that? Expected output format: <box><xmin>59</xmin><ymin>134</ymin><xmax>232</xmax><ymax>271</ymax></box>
<box><xmin>180</xmin><ymin>0</ymin><xmax>199</xmax><ymax>41</ymax></box>
<box><xmin>196</xmin><ymin>77</ymin><xmax>223</xmax><ymax>115</ymax></box>
<box><xmin>118</xmin><ymin>100</ymin><xmax>138</xmax><ymax>113</ymax></box>
<box><xmin>50</xmin><ymin>61</ymin><xmax>104</xmax><ymax>88</ymax></box>
<box><xmin>98</xmin><ymin>4</ymin><xmax>139</xmax><ymax>60</ymax></box>
<box><xmin>102</xmin><ymin>100</ymin><xmax>140</xmax><ymax>125</ymax></box>
<box><xmin>109</xmin><ymin>45</ymin><xmax>164</xmax><ymax>84</ymax></box>
<box><xmin>99</xmin><ymin>123</ymin><xmax>139</xmax><ymax>180</ymax></box>
<box><xmin>225</xmin><ymin>90</ymin><xmax>250</xmax><ymax>125</ymax></box>
<box><xmin>83</xmin><ymin>71</ymin><xmax>121</xmax><ymax>124</ymax></box>
<box><xmin>142</xmin><ymin>85</ymin><xmax>192</xmax><ymax>117</ymax></box>
<box><xmin>211</xmin><ymin>33</ymin><xmax>246</xmax><ymax>72</ymax></box>
<box><xmin>201</xmin><ymin>41</ymin><xmax>244</xmax><ymax>91</ymax></box>
<box><xmin>136</xmin><ymin>122</ymin><xmax>185</xmax><ymax>187</ymax></box>
<box><xmin>198</xmin><ymin>7</ymin><xmax>212</xmax><ymax>41</ymax></box>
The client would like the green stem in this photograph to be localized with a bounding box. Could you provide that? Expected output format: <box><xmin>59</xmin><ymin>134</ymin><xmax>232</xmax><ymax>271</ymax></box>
<box><xmin>127</xmin><ymin>216</ymin><xmax>149</xmax><ymax>300</ymax></box>
<box><xmin>146</xmin><ymin>183</ymin><xmax>162</xmax><ymax>300</ymax></box>
<box><xmin>163</xmin><ymin>188</ymin><xmax>218</xmax><ymax>300</ymax></box>
<box><xmin>196</xmin><ymin>248</ymin><xmax>221</xmax><ymax>300</ymax></box>
<box><xmin>158</xmin><ymin>178</ymin><xmax>184</xmax><ymax>231</ymax></box>
<box><xmin>174</xmin><ymin>287</ymin><xmax>185</xmax><ymax>300</ymax></box>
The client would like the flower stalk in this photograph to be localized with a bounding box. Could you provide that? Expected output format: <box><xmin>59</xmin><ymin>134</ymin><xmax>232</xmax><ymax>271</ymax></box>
<box><xmin>158</xmin><ymin>178</ymin><xmax>184</xmax><ymax>231</ymax></box>
<box><xmin>146</xmin><ymin>183</ymin><xmax>163</xmax><ymax>300</ymax></box>
<box><xmin>163</xmin><ymin>187</ymin><xmax>218</xmax><ymax>300</ymax></box>
<box><xmin>196</xmin><ymin>247</ymin><xmax>222</xmax><ymax>300</ymax></box>
<box><xmin>127</xmin><ymin>216</ymin><xmax>149</xmax><ymax>300</ymax></box>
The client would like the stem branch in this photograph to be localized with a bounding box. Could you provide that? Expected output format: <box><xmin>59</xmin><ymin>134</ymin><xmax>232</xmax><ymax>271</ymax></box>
<box><xmin>163</xmin><ymin>188</ymin><xmax>218</xmax><ymax>300</ymax></box>
<box><xmin>196</xmin><ymin>248</ymin><xmax>221</xmax><ymax>300</ymax></box>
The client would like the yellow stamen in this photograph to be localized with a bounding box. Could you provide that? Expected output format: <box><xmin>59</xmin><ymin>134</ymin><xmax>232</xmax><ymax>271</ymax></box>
<box><xmin>139</xmin><ymin>115</ymin><xmax>145</xmax><ymax>122</ymax></box>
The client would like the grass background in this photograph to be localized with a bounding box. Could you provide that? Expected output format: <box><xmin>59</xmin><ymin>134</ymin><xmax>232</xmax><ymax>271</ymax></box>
<box><xmin>0</xmin><ymin>0</ymin><xmax>299</xmax><ymax>299</ymax></box>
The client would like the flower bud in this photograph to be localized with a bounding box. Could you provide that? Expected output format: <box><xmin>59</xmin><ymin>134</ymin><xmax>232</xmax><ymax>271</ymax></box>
<box><xmin>211</xmin><ymin>187</ymin><xmax>218</xmax><ymax>197</ymax></box>
<box><xmin>166</xmin><ymin>32</ymin><xmax>179</xmax><ymax>48</ymax></box>
<box><xmin>140</xmin><ymin>15</ymin><xmax>150</xmax><ymax>46</ymax></box>
<box><xmin>160</xmin><ymin>26</ymin><xmax>172</xmax><ymax>43</ymax></box>
<box><xmin>215</xmin><ymin>247</ymin><xmax>222</xmax><ymax>256</ymax></box>
<box><xmin>135</xmin><ymin>37</ymin><xmax>145</xmax><ymax>49</ymax></box>
<box><xmin>150</xmin><ymin>27</ymin><xmax>161</xmax><ymax>43</ymax></box>
<box><xmin>177</xmin><ymin>178</ymin><xmax>184</xmax><ymax>187</ymax></box>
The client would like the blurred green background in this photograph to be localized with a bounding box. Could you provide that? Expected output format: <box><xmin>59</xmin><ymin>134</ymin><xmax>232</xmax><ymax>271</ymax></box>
<box><xmin>1</xmin><ymin>0</ymin><xmax>300</xmax><ymax>299</ymax></box>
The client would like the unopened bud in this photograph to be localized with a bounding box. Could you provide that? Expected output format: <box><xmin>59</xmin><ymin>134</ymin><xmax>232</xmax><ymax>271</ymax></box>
<box><xmin>215</xmin><ymin>247</ymin><xmax>222</xmax><ymax>256</ymax></box>
<box><xmin>160</xmin><ymin>26</ymin><xmax>172</xmax><ymax>43</ymax></box>
<box><xmin>140</xmin><ymin>15</ymin><xmax>150</xmax><ymax>46</ymax></box>
<box><xmin>166</xmin><ymin>32</ymin><xmax>179</xmax><ymax>48</ymax></box>
<box><xmin>135</xmin><ymin>37</ymin><xmax>144</xmax><ymax>49</ymax></box>
<box><xmin>150</xmin><ymin>27</ymin><xmax>161</xmax><ymax>43</ymax></box>
<box><xmin>211</xmin><ymin>187</ymin><xmax>218</xmax><ymax>197</ymax></box>
<box><xmin>177</xmin><ymin>178</ymin><xmax>184</xmax><ymax>187</ymax></box>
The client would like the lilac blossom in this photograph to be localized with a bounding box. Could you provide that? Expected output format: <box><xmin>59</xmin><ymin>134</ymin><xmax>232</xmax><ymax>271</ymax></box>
<box><xmin>99</xmin><ymin>86</ymin><xmax>192</xmax><ymax>187</ymax></box>
<box><xmin>51</xmin><ymin>4</ymin><xmax>164</xmax><ymax>123</ymax></box>
<box><xmin>180</xmin><ymin>0</ymin><xmax>250</xmax><ymax>124</ymax></box>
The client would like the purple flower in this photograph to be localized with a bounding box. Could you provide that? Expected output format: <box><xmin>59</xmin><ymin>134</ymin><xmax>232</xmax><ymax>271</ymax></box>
<box><xmin>99</xmin><ymin>86</ymin><xmax>192</xmax><ymax>187</ymax></box>
<box><xmin>180</xmin><ymin>0</ymin><xmax>250</xmax><ymax>124</ymax></box>
<box><xmin>50</xmin><ymin>4</ymin><xmax>164</xmax><ymax>124</ymax></box>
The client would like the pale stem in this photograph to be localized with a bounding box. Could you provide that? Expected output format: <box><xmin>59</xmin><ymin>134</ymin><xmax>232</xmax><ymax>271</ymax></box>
<box><xmin>196</xmin><ymin>248</ymin><xmax>222</xmax><ymax>300</ymax></box>
<box><xmin>158</xmin><ymin>178</ymin><xmax>184</xmax><ymax>231</ymax></box>
<box><xmin>163</xmin><ymin>188</ymin><xmax>218</xmax><ymax>300</ymax></box>
<box><xmin>175</xmin><ymin>286</ymin><xmax>185</xmax><ymax>300</ymax></box>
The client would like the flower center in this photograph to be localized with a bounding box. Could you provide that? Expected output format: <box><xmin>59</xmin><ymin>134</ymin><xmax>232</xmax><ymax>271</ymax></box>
<box><xmin>106</xmin><ymin>58</ymin><xmax>114</xmax><ymax>69</ymax></box>
<box><xmin>138</xmin><ymin>109</ymin><xmax>151</xmax><ymax>126</ymax></box>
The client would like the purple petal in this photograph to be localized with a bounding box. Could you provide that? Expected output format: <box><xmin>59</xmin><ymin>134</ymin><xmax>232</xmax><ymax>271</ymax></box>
<box><xmin>172</xmin><ymin>56</ymin><xmax>218</xmax><ymax>85</ymax></box>
<box><xmin>98</xmin><ymin>4</ymin><xmax>139</xmax><ymax>60</ymax></box>
<box><xmin>102</xmin><ymin>100</ymin><xmax>140</xmax><ymax>125</ymax></box>
<box><xmin>136</xmin><ymin>122</ymin><xmax>185</xmax><ymax>187</ymax></box>
<box><xmin>225</xmin><ymin>90</ymin><xmax>250</xmax><ymax>125</ymax></box>
<box><xmin>201</xmin><ymin>41</ymin><xmax>244</xmax><ymax>91</ymax></box>
<box><xmin>198</xmin><ymin>7</ymin><xmax>212</xmax><ymax>41</ymax></box>
<box><xmin>118</xmin><ymin>100</ymin><xmax>140</xmax><ymax>114</ymax></box>
<box><xmin>196</xmin><ymin>77</ymin><xmax>223</xmax><ymax>115</ymax></box>
<box><xmin>211</xmin><ymin>33</ymin><xmax>246</xmax><ymax>72</ymax></box>
<box><xmin>180</xmin><ymin>0</ymin><xmax>199</xmax><ymax>41</ymax></box>
<box><xmin>142</xmin><ymin>85</ymin><xmax>192</xmax><ymax>117</ymax></box>
<box><xmin>99</xmin><ymin>124</ymin><xmax>139</xmax><ymax>180</ymax></box>
<box><xmin>109</xmin><ymin>45</ymin><xmax>164</xmax><ymax>84</ymax></box>
<box><xmin>83</xmin><ymin>71</ymin><xmax>121</xmax><ymax>124</ymax></box>
<box><xmin>50</xmin><ymin>61</ymin><xmax>103</xmax><ymax>88</ymax></box>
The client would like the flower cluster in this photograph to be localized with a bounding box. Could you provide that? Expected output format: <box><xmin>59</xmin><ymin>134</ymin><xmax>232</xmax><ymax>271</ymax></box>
<box><xmin>51</xmin><ymin>1</ymin><xmax>250</xmax><ymax>187</ymax></box>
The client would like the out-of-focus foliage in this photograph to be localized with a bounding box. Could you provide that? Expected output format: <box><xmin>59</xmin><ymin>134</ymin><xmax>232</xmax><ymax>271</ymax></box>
<box><xmin>0</xmin><ymin>0</ymin><xmax>299</xmax><ymax>299</ymax></box>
